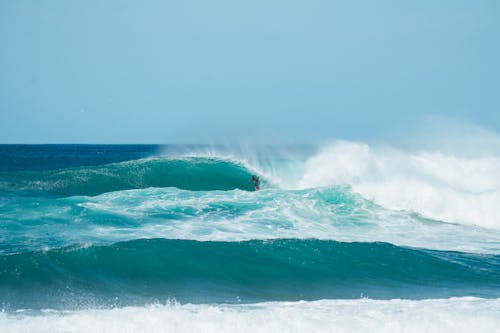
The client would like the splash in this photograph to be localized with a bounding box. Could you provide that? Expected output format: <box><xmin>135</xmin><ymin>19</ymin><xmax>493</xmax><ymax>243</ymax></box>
<box><xmin>298</xmin><ymin>141</ymin><xmax>500</xmax><ymax>229</ymax></box>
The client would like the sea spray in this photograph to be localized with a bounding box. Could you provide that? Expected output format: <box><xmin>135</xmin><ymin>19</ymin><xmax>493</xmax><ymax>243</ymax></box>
<box><xmin>298</xmin><ymin>141</ymin><xmax>500</xmax><ymax>228</ymax></box>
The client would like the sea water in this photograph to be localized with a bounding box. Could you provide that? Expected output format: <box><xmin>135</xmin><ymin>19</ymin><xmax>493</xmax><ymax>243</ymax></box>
<box><xmin>1</xmin><ymin>144</ymin><xmax>500</xmax><ymax>332</ymax></box>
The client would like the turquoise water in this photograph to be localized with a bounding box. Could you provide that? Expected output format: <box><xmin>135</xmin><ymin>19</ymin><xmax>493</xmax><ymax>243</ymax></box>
<box><xmin>0</xmin><ymin>157</ymin><xmax>255</xmax><ymax>196</ymax></box>
<box><xmin>2</xmin><ymin>239</ymin><xmax>500</xmax><ymax>310</ymax></box>
<box><xmin>1</xmin><ymin>144</ymin><xmax>500</xmax><ymax>316</ymax></box>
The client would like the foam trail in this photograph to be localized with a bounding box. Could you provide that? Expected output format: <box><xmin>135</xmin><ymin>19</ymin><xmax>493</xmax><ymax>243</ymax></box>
<box><xmin>298</xmin><ymin>141</ymin><xmax>500</xmax><ymax>229</ymax></box>
<box><xmin>1</xmin><ymin>298</ymin><xmax>500</xmax><ymax>333</ymax></box>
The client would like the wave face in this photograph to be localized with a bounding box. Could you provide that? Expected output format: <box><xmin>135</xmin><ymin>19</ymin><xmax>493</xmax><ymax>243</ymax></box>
<box><xmin>2</xmin><ymin>238</ymin><xmax>499</xmax><ymax>310</ymax></box>
<box><xmin>0</xmin><ymin>157</ymin><xmax>256</xmax><ymax>196</ymax></box>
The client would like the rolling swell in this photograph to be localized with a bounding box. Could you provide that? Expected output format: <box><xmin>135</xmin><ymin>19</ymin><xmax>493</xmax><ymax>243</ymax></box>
<box><xmin>0</xmin><ymin>157</ymin><xmax>256</xmax><ymax>196</ymax></box>
<box><xmin>1</xmin><ymin>239</ymin><xmax>499</xmax><ymax>310</ymax></box>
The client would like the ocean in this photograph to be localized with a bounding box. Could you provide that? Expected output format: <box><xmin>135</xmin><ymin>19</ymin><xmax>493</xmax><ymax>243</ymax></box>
<box><xmin>1</xmin><ymin>143</ymin><xmax>500</xmax><ymax>332</ymax></box>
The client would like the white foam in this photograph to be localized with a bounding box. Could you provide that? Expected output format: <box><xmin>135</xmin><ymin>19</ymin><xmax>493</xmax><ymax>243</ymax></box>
<box><xmin>298</xmin><ymin>141</ymin><xmax>500</xmax><ymax>229</ymax></box>
<box><xmin>74</xmin><ymin>186</ymin><xmax>500</xmax><ymax>254</ymax></box>
<box><xmin>2</xmin><ymin>298</ymin><xmax>500</xmax><ymax>333</ymax></box>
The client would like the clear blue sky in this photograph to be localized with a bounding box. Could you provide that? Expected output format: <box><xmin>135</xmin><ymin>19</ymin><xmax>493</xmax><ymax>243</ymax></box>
<box><xmin>0</xmin><ymin>0</ymin><xmax>499</xmax><ymax>143</ymax></box>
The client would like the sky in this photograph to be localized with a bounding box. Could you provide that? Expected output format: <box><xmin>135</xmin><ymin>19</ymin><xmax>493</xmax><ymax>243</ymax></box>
<box><xmin>0</xmin><ymin>0</ymin><xmax>499</xmax><ymax>143</ymax></box>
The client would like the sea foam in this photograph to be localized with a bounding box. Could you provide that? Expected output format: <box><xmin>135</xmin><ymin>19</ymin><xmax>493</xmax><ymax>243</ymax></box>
<box><xmin>1</xmin><ymin>298</ymin><xmax>499</xmax><ymax>333</ymax></box>
<box><xmin>298</xmin><ymin>141</ymin><xmax>500</xmax><ymax>229</ymax></box>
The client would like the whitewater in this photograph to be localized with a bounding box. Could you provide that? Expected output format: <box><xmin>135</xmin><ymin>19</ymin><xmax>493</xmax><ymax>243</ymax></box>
<box><xmin>1</xmin><ymin>142</ymin><xmax>500</xmax><ymax>332</ymax></box>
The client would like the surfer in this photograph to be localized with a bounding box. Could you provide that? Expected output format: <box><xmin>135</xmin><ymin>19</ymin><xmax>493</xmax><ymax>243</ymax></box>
<box><xmin>252</xmin><ymin>175</ymin><xmax>260</xmax><ymax>191</ymax></box>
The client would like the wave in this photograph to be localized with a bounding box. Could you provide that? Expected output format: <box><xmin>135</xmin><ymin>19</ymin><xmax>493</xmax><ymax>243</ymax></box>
<box><xmin>0</xmin><ymin>157</ymin><xmax>258</xmax><ymax>196</ymax></box>
<box><xmin>2</xmin><ymin>298</ymin><xmax>500</xmax><ymax>333</ymax></box>
<box><xmin>3</xmin><ymin>141</ymin><xmax>500</xmax><ymax>230</ymax></box>
<box><xmin>297</xmin><ymin>141</ymin><xmax>500</xmax><ymax>229</ymax></box>
<box><xmin>1</xmin><ymin>238</ymin><xmax>499</xmax><ymax>310</ymax></box>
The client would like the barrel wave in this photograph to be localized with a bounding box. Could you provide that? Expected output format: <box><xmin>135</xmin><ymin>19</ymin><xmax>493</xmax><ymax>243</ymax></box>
<box><xmin>0</xmin><ymin>157</ymin><xmax>256</xmax><ymax>196</ymax></box>
<box><xmin>2</xmin><ymin>238</ymin><xmax>500</xmax><ymax>310</ymax></box>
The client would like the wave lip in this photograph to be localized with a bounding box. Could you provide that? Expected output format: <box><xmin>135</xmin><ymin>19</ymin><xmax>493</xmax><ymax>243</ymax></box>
<box><xmin>1</xmin><ymin>239</ymin><xmax>500</xmax><ymax>310</ymax></box>
<box><xmin>0</xmin><ymin>157</ymin><xmax>258</xmax><ymax>196</ymax></box>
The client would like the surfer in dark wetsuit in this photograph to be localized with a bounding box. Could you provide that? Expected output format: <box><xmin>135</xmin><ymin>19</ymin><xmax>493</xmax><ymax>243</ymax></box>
<box><xmin>252</xmin><ymin>175</ymin><xmax>261</xmax><ymax>191</ymax></box>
